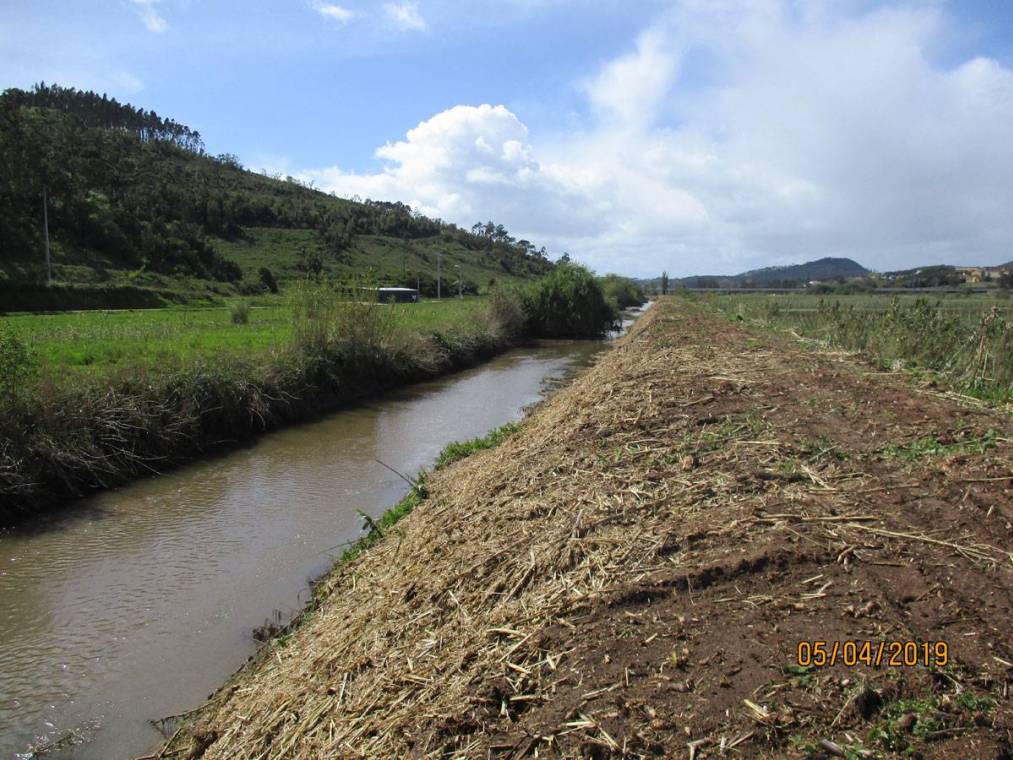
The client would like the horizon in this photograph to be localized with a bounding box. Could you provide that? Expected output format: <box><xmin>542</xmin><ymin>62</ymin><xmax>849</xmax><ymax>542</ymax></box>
<box><xmin>4</xmin><ymin>0</ymin><xmax>1013</xmax><ymax>278</ymax></box>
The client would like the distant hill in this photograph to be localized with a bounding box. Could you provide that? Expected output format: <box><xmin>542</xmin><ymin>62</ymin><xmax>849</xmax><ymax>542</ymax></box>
<box><xmin>0</xmin><ymin>83</ymin><xmax>553</xmax><ymax>307</ymax></box>
<box><xmin>639</xmin><ymin>257</ymin><xmax>869</xmax><ymax>291</ymax></box>
<box><xmin>731</xmin><ymin>257</ymin><xmax>869</xmax><ymax>285</ymax></box>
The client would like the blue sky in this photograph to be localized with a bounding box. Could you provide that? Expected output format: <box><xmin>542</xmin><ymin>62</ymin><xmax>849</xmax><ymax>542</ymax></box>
<box><xmin>3</xmin><ymin>0</ymin><xmax>1013</xmax><ymax>277</ymax></box>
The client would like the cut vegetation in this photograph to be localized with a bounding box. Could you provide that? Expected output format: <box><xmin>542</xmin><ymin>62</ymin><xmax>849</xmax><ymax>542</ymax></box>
<box><xmin>161</xmin><ymin>297</ymin><xmax>1012</xmax><ymax>759</ymax></box>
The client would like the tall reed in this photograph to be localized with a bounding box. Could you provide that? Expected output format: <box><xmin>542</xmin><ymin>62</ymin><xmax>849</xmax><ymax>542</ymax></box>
<box><xmin>713</xmin><ymin>295</ymin><xmax>1012</xmax><ymax>399</ymax></box>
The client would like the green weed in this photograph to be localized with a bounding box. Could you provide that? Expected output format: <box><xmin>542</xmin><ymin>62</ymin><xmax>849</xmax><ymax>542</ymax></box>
<box><xmin>0</xmin><ymin>325</ymin><xmax>36</xmax><ymax>397</ymax></box>
<box><xmin>866</xmin><ymin>691</ymin><xmax>994</xmax><ymax>754</ymax></box>
<box><xmin>433</xmin><ymin>422</ymin><xmax>520</xmax><ymax>470</ymax></box>
<box><xmin>880</xmin><ymin>429</ymin><xmax>1000</xmax><ymax>461</ymax></box>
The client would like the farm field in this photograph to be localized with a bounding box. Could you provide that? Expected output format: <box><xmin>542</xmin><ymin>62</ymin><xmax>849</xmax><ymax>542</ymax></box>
<box><xmin>162</xmin><ymin>296</ymin><xmax>1013</xmax><ymax>759</ymax></box>
<box><xmin>705</xmin><ymin>291</ymin><xmax>1013</xmax><ymax>324</ymax></box>
<box><xmin>1</xmin><ymin>297</ymin><xmax>487</xmax><ymax>374</ymax></box>
<box><xmin>704</xmin><ymin>291</ymin><xmax>1013</xmax><ymax>402</ymax></box>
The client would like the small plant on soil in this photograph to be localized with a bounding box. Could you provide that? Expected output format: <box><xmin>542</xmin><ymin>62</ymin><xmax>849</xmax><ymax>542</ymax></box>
<box><xmin>866</xmin><ymin>690</ymin><xmax>996</xmax><ymax>754</ymax></box>
<box><xmin>880</xmin><ymin>428</ymin><xmax>1001</xmax><ymax>461</ymax></box>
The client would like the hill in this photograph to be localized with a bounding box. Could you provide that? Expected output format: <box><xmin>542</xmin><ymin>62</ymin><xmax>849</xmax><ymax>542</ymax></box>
<box><xmin>729</xmin><ymin>256</ymin><xmax>869</xmax><ymax>285</ymax></box>
<box><xmin>0</xmin><ymin>84</ymin><xmax>553</xmax><ymax>309</ymax></box>
<box><xmin>644</xmin><ymin>256</ymin><xmax>870</xmax><ymax>290</ymax></box>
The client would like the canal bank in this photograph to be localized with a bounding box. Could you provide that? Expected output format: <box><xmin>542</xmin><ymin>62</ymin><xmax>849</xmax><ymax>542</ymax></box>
<box><xmin>159</xmin><ymin>298</ymin><xmax>1012</xmax><ymax>759</ymax></box>
<box><xmin>0</xmin><ymin>308</ymin><xmax>517</xmax><ymax>524</ymax></box>
<box><xmin>2</xmin><ymin>268</ymin><xmax>627</xmax><ymax>524</ymax></box>
<box><xmin>0</xmin><ymin>331</ymin><xmax>629</xmax><ymax>760</ymax></box>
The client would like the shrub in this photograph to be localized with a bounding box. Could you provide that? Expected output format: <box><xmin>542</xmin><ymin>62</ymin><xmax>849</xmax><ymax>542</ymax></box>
<box><xmin>237</xmin><ymin>279</ymin><xmax>269</xmax><ymax>296</ymax></box>
<box><xmin>483</xmin><ymin>285</ymin><xmax>527</xmax><ymax>339</ymax></box>
<box><xmin>522</xmin><ymin>264</ymin><xmax>618</xmax><ymax>338</ymax></box>
<box><xmin>601</xmin><ymin>274</ymin><xmax>646</xmax><ymax>310</ymax></box>
<box><xmin>0</xmin><ymin>326</ymin><xmax>37</xmax><ymax>398</ymax></box>
<box><xmin>258</xmin><ymin>267</ymin><xmax>279</xmax><ymax>294</ymax></box>
<box><xmin>230</xmin><ymin>301</ymin><xmax>250</xmax><ymax>325</ymax></box>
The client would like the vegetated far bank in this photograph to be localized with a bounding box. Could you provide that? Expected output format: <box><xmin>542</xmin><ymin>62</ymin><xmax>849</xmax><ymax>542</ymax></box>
<box><xmin>0</xmin><ymin>265</ymin><xmax>623</xmax><ymax>523</ymax></box>
<box><xmin>163</xmin><ymin>296</ymin><xmax>1011</xmax><ymax>759</ymax></box>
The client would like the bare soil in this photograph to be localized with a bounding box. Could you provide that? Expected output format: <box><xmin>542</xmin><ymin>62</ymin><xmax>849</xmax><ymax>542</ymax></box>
<box><xmin>164</xmin><ymin>298</ymin><xmax>1012</xmax><ymax>759</ymax></box>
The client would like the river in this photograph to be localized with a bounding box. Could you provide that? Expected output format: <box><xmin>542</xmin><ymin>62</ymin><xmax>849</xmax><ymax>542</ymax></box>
<box><xmin>0</xmin><ymin>323</ymin><xmax>640</xmax><ymax>759</ymax></box>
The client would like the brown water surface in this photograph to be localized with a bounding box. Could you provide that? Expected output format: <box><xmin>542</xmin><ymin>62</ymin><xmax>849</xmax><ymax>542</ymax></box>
<box><xmin>0</xmin><ymin>336</ymin><xmax>621</xmax><ymax>759</ymax></box>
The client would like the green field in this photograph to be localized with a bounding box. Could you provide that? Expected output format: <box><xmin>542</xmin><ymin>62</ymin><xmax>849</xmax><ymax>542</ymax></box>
<box><xmin>703</xmin><ymin>291</ymin><xmax>1012</xmax><ymax>401</ymax></box>
<box><xmin>213</xmin><ymin>228</ymin><xmax>525</xmax><ymax>291</ymax></box>
<box><xmin>706</xmin><ymin>291</ymin><xmax>1013</xmax><ymax>324</ymax></box>
<box><xmin>3</xmin><ymin>297</ymin><xmax>486</xmax><ymax>374</ymax></box>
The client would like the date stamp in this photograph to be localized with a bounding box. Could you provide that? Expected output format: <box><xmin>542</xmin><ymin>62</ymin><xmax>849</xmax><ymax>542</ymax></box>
<box><xmin>796</xmin><ymin>640</ymin><xmax>949</xmax><ymax>668</ymax></box>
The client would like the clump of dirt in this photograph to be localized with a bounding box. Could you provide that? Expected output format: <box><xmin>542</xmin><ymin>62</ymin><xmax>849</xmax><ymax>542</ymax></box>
<box><xmin>163</xmin><ymin>298</ymin><xmax>1012</xmax><ymax>759</ymax></box>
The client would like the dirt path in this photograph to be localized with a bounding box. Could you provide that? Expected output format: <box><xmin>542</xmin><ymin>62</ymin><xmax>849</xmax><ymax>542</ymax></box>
<box><xmin>167</xmin><ymin>298</ymin><xmax>1012</xmax><ymax>759</ymax></box>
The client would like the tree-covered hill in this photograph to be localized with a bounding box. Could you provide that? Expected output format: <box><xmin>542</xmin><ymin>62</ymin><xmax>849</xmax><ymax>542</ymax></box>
<box><xmin>638</xmin><ymin>257</ymin><xmax>871</xmax><ymax>291</ymax></box>
<box><xmin>0</xmin><ymin>84</ymin><xmax>553</xmax><ymax>308</ymax></box>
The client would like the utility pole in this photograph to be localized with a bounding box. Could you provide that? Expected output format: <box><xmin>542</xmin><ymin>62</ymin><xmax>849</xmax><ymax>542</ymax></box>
<box><xmin>437</xmin><ymin>252</ymin><xmax>442</xmax><ymax>300</ymax></box>
<box><xmin>456</xmin><ymin>264</ymin><xmax>462</xmax><ymax>298</ymax></box>
<box><xmin>42</xmin><ymin>185</ymin><xmax>52</xmax><ymax>283</ymax></box>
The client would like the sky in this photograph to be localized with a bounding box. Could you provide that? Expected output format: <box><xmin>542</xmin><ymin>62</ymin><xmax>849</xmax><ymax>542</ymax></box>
<box><xmin>3</xmin><ymin>0</ymin><xmax>1013</xmax><ymax>277</ymax></box>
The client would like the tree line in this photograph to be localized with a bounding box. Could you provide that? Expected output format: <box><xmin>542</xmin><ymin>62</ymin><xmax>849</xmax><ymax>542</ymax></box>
<box><xmin>0</xmin><ymin>83</ymin><xmax>555</xmax><ymax>286</ymax></box>
<box><xmin>5</xmin><ymin>83</ymin><xmax>205</xmax><ymax>152</ymax></box>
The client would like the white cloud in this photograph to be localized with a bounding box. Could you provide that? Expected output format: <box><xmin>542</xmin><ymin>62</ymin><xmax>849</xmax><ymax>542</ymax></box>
<box><xmin>301</xmin><ymin>105</ymin><xmax>595</xmax><ymax>233</ymax></box>
<box><xmin>584</xmin><ymin>27</ymin><xmax>679</xmax><ymax>127</ymax></box>
<box><xmin>302</xmin><ymin>1</ymin><xmax>1013</xmax><ymax>276</ymax></box>
<box><xmin>128</xmin><ymin>0</ymin><xmax>168</xmax><ymax>33</ymax></box>
<box><xmin>311</xmin><ymin>2</ymin><xmax>356</xmax><ymax>24</ymax></box>
<box><xmin>384</xmin><ymin>2</ymin><xmax>426</xmax><ymax>31</ymax></box>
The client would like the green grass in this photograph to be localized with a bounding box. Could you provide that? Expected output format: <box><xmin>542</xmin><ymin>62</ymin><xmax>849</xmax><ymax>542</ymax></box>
<box><xmin>433</xmin><ymin>421</ymin><xmax>521</xmax><ymax>470</ymax></box>
<box><xmin>206</xmin><ymin>228</ymin><xmax>542</xmax><ymax>292</ymax></box>
<box><xmin>212</xmin><ymin>228</ymin><xmax>324</xmax><ymax>282</ymax></box>
<box><xmin>1</xmin><ymin>297</ymin><xmax>488</xmax><ymax>374</ymax></box>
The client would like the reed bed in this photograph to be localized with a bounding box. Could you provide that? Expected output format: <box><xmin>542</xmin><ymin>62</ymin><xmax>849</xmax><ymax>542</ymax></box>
<box><xmin>707</xmin><ymin>293</ymin><xmax>1013</xmax><ymax>400</ymax></box>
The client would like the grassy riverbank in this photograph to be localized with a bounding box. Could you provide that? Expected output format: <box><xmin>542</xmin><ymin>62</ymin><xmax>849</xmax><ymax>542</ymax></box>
<box><xmin>0</xmin><ymin>300</ymin><xmax>507</xmax><ymax>522</ymax></box>
<box><xmin>0</xmin><ymin>266</ymin><xmax>624</xmax><ymax>522</ymax></box>
<box><xmin>161</xmin><ymin>297</ymin><xmax>1011</xmax><ymax>759</ymax></box>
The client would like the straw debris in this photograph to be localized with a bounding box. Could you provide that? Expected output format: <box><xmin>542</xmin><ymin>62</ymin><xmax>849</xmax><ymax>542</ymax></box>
<box><xmin>162</xmin><ymin>298</ymin><xmax>1012</xmax><ymax>759</ymax></box>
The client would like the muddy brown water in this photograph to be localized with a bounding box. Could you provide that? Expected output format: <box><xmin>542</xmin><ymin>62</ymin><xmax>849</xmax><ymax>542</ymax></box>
<box><xmin>0</xmin><ymin>320</ymin><xmax>645</xmax><ymax>759</ymax></box>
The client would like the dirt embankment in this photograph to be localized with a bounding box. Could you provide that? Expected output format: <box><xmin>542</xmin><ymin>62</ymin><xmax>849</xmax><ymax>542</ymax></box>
<box><xmin>165</xmin><ymin>298</ymin><xmax>1012</xmax><ymax>759</ymax></box>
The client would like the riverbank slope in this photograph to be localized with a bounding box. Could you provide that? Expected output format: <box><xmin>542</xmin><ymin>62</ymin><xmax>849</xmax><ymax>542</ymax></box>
<box><xmin>165</xmin><ymin>297</ymin><xmax>1012</xmax><ymax>758</ymax></box>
